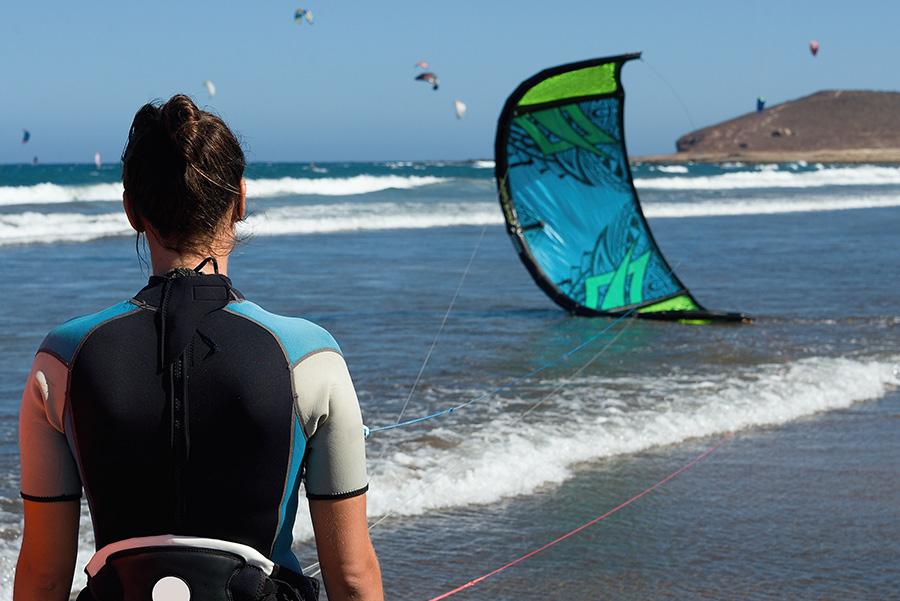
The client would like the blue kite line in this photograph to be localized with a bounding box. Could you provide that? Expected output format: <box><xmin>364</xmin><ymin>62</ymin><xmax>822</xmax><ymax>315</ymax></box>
<box><xmin>364</xmin><ymin>308</ymin><xmax>636</xmax><ymax>437</ymax></box>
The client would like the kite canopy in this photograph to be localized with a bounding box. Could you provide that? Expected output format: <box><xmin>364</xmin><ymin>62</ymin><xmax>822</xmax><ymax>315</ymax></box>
<box><xmin>295</xmin><ymin>9</ymin><xmax>314</xmax><ymax>25</ymax></box>
<box><xmin>21</xmin><ymin>130</ymin><xmax>30</xmax><ymax>144</ymax></box>
<box><xmin>454</xmin><ymin>99</ymin><xmax>467</xmax><ymax>119</ymax></box>
<box><xmin>203</xmin><ymin>80</ymin><xmax>216</xmax><ymax>97</ymax></box>
<box><xmin>415</xmin><ymin>72</ymin><xmax>439</xmax><ymax>90</ymax></box>
<box><xmin>494</xmin><ymin>54</ymin><xmax>748</xmax><ymax>322</ymax></box>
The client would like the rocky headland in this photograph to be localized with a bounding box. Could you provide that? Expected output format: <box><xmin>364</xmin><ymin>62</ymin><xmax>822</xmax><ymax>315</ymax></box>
<box><xmin>635</xmin><ymin>90</ymin><xmax>900</xmax><ymax>164</ymax></box>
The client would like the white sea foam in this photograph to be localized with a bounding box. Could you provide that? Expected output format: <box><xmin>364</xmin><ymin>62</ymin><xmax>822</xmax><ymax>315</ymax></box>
<box><xmin>0</xmin><ymin>202</ymin><xmax>504</xmax><ymax>246</ymax></box>
<box><xmin>246</xmin><ymin>175</ymin><xmax>446</xmax><ymax>197</ymax></box>
<box><xmin>652</xmin><ymin>165</ymin><xmax>689</xmax><ymax>174</ymax></box>
<box><xmin>306</xmin><ymin>354</ymin><xmax>896</xmax><ymax>542</ymax></box>
<box><xmin>643</xmin><ymin>194</ymin><xmax>900</xmax><ymax>218</ymax></box>
<box><xmin>5</xmin><ymin>190</ymin><xmax>900</xmax><ymax>246</ymax></box>
<box><xmin>0</xmin><ymin>212</ymin><xmax>133</xmax><ymax>245</ymax></box>
<box><xmin>243</xmin><ymin>202</ymin><xmax>500</xmax><ymax>236</ymax></box>
<box><xmin>0</xmin><ymin>175</ymin><xmax>447</xmax><ymax>207</ymax></box>
<box><xmin>635</xmin><ymin>165</ymin><xmax>900</xmax><ymax>190</ymax></box>
<box><xmin>0</xmin><ymin>182</ymin><xmax>124</xmax><ymax>206</ymax></box>
<box><xmin>471</xmin><ymin>160</ymin><xmax>495</xmax><ymax>169</ymax></box>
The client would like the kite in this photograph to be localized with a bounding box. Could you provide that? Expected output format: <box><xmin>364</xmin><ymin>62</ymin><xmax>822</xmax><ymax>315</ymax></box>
<box><xmin>415</xmin><ymin>72</ymin><xmax>439</xmax><ymax>91</ymax></box>
<box><xmin>454</xmin><ymin>99</ymin><xmax>467</xmax><ymax>119</ymax></box>
<box><xmin>295</xmin><ymin>9</ymin><xmax>314</xmax><ymax>25</ymax></box>
<box><xmin>809</xmin><ymin>40</ymin><xmax>819</xmax><ymax>57</ymax></box>
<box><xmin>494</xmin><ymin>54</ymin><xmax>748</xmax><ymax>322</ymax></box>
<box><xmin>21</xmin><ymin>130</ymin><xmax>30</xmax><ymax>144</ymax></box>
<box><xmin>203</xmin><ymin>80</ymin><xmax>216</xmax><ymax>98</ymax></box>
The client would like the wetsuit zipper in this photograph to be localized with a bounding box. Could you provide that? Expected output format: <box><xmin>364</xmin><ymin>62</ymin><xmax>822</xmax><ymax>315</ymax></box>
<box><xmin>172</xmin><ymin>352</ymin><xmax>188</xmax><ymax>528</ymax></box>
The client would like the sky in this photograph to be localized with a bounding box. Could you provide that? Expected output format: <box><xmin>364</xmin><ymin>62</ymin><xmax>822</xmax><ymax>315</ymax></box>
<box><xmin>0</xmin><ymin>1</ymin><xmax>897</xmax><ymax>163</ymax></box>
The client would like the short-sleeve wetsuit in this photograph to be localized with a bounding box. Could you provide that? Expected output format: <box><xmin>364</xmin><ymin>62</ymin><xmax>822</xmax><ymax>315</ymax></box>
<box><xmin>18</xmin><ymin>270</ymin><xmax>369</xmax><ymax>575</ymax></box>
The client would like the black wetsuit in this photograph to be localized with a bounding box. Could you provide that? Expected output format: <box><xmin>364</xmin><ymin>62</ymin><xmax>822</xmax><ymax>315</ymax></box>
<box><xmin>19</xmin><ymin>269</ymin><xmax>368</xmax><ymax>598</ymax></box>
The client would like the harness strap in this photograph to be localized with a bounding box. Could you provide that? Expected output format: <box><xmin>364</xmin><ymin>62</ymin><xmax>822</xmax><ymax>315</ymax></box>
<box><xmin>79</xmin><ymin>536</ymin><xmax>317</xmax><ymax>601</ymax></box>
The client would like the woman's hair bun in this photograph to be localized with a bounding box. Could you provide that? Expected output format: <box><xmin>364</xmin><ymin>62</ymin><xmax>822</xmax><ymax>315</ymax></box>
<box><xmin>160</xmin><ymin>94</ymin><xmax>202</xmax><ymax>155</ymax></box>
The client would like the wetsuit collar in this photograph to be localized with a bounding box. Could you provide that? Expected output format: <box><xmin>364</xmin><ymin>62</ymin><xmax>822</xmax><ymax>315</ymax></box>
<box><xmin>133</xmin><ymin>271</ymin><xmax>243</xmax><ymax>309</ymax></box>
<box><xmin>131</xmin><ymin>268</ymin><xmax>243</xmax><ymax>369</ymax></box>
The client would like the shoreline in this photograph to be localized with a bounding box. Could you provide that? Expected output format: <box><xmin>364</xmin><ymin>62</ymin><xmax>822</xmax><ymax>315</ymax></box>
<box><xmin>632</xmin><ymin>148</ymin><xmax>900</xmax><ymax>165</ymax></box>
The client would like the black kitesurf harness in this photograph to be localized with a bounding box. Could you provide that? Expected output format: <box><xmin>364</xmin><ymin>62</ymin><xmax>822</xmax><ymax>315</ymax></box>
<box><xmin>77</xmin><ymin>538</ymin><xmax>319</xmax><ymax>601</ymax></box>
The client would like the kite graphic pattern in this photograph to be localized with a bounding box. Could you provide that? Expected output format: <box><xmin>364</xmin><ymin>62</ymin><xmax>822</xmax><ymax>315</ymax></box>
<box><xmin>495</xmin><ymin>54</ymin><xmax>748</xmax><ymax>321</ymax></box>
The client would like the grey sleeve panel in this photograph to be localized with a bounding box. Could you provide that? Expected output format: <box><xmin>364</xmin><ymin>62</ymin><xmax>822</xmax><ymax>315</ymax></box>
<box><xmin>19</xmin><ymin>352</ymin><xmax>82</xmax><ymax>500</ymax></box>
<box><xmin>292</xmin><ymin>351</ymin><xmax>369</xmax><ymax>498</ymax></box>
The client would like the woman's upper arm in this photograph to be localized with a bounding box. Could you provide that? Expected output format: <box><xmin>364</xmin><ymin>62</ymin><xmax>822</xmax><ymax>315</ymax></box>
<box><xmin>16</xmin><ymin>353</ymin><xmax>83</xmax><ymax>600</ymax></box>
<box><xmin>294</xmin><ymin>350</ymin><xmax>368</xmax><ymax>500</ymax></box>
<box><xmin>293</xmin><ymin>349</ymin><xmax>381</xmax><ymax>599</ymax></box>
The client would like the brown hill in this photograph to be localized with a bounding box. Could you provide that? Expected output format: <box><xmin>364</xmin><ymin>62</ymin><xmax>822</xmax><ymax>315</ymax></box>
<box><xmin>637</xmin><ymin>90</ymin><xmax>900</xmax><ymax>163</ymax></box>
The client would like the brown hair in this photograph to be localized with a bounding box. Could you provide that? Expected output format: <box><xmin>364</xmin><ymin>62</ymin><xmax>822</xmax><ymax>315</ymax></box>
<box><xmin>122</xmin><ymin>94</ymin><xmax>245</xmax><ymax>254</ymax></box>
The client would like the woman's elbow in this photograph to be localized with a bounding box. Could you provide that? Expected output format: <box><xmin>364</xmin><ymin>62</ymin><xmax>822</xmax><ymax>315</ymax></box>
<box><xmin>15</xmin><ymin>559</ymin><xmax>73</xmax><ymax>601</ymax></box>
<box><xmin>328</xmin><ymin>551</ymin><xmax>383</xmax><ymax>601</ymax></box>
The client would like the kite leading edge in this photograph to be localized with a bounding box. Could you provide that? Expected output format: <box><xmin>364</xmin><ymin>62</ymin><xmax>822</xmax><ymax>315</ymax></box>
<box><xmin>494</xmin><ymin>53</ymin><xmax>750</xmax><ymax>323</ymax></box>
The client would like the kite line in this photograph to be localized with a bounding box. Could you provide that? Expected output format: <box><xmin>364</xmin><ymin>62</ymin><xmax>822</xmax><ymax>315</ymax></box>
<box><xmin>428</xmin><ymin>434</ymin><xmax>733</xmax><ymax>600</ymax></box>
<box><xmin>394</xmin><ymin>224</ymin><xmax>488</xmax><ymax>425</ymax></box>
<box><xmin>364</xmin><ymin>306</ymin><xmax>636</xmax><ymax>437</ymax></box>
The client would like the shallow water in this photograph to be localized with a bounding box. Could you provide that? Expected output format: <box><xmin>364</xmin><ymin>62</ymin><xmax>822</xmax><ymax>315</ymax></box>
<box><xmin>0</xmin><ymin>161</ymin><xmax>898</xmax><ymax>598</ymax></box>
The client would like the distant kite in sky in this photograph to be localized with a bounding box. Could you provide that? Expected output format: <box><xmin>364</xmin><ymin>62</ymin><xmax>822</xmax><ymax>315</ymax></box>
<box><xmin>415</xmin><ymin>60</ymin><xmax>429</xmax><ymax>69</ymax></box>
<box><xmin>295</xmin><ymin>9</ymin><xmax>314</xmax><ymax>25</ymax></box>
<box><xmin>809</xmin><ymin>40</ymin><xmax>819</xmax><ymax>57</ymax></box>
<box><xmin>454</xmin><ymin>99</ymin><xmax>467</xmax><ymax>119</ymax></box>
<box><xmin>756</xmin><ymin>96</ymin><xmax>766</xmax><ymax>112</ymax></box>
<box><xmin>203</xmin><ymin>80</ymin><xmax>216</xmax><ymax>97</ymax></box>
<box><xmin>94</xmin><ymin>152</ymin><xmax>102</xmax><ymax>170</ymax></box>
<box><xmin>415</xmin><ymin>72</ymin><xmax>439</xmax><ymax>90</ymax></box>
<box><xmin>21</xmin><ymin>130</ymin><xmax>30</xmax><ymax>144</ymax></box>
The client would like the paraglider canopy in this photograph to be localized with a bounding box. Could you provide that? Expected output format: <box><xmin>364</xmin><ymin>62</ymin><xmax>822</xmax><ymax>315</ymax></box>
<box><xmin>415</xmin><ymin>72</ymin><xmax>439</xmax><ymax>91</ymax></box>
<box><xmin>454</xmin><ymin>99</ymin><xmax>467</xmax><ymax>119</ymax></box>
<box><xmin>295</xmin><ymin>9</ymin><xmax>314</xmax><ymax>25</ymax></box>
<box><xmin>203</xmin><ymin>80</ymin><xmax>216</xmax><ymax>97</ymax></box>
<box><xmin>809</xmin><ymin>40</ymin><xmax>819</xmax><ymax>56</ymax></box>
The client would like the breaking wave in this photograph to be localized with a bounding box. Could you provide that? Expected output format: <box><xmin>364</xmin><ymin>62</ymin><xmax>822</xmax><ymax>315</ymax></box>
<box><xmin>5</xmin><ymin>192</ymin><xmax>900</xmax><ymax>246</ymax></box>
<box><xmin>287</xmin><ymin>354</ymin><xmax>898</xmax><ymax>539</ymax></box>
<box><xmin>643</xmin><ymin>194</ymin><xmax>900</xmax><ymax>218</ymax></box>
<box><xmin>0</xmin><ymin>203</ymin><xmax>503</xmax><ymax>246</ymax></box>
<box><xmin>471</xmin><ymin>160</ymin><xmax>495</xmax><ymax>169</ymax></box>
<box><xmin>635</xmin><ymin>165</ymin><xmax>900</xmax><ymax>190</ymax></box>
<box><xmin>0</xmin><ymin>175</ymin><xmax>447</xmax><ymax>207</ymax></box>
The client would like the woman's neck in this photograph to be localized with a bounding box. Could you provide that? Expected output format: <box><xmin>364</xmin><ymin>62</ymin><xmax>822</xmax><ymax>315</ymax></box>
<box><xmin>149</xmin><ymin>241</ymin><xmax>229</xmax><ymax>276</ymax></box>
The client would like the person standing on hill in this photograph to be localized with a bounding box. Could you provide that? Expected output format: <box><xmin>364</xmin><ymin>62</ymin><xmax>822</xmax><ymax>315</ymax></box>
<box><xmin>15</xmin><ymin>94</ymin><xmax>383</xmax><ymax>601</ymax></box>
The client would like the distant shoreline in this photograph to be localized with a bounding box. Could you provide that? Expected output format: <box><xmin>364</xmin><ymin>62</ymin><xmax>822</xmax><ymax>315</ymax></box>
<box><xmin>633</xmin><ymin>148</ymin><xmax>900</xmax><ymax>165</ymax></box>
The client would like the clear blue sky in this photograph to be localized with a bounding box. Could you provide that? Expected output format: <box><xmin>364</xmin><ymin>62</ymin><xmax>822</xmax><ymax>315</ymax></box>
<box><xmin>1</xmin><ymin>1</ymin><xmax>896</xmax><ymax>163</ymax></box>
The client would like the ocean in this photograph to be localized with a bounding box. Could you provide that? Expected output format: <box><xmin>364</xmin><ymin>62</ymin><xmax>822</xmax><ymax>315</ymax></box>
<box><xmin>0</xmin><ymin>160</ymin><xmax>898</xmax><ymax>599</ymax></box>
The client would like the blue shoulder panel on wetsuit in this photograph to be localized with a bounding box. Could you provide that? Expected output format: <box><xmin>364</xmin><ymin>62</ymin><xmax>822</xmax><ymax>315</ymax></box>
<box><xmin>271</xmin><ymin>413</ymin><xmax>306</xmax><ymax>572</ymax></box>
<box><xmin>39</xmin><ymin>301</ymin><xmax>139</xmax><ymax>365</ymax></box>
<box><xmin>225</xmin><ymin>300</ymin><xmax>340</xmax><ymax>364</ymax></box>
